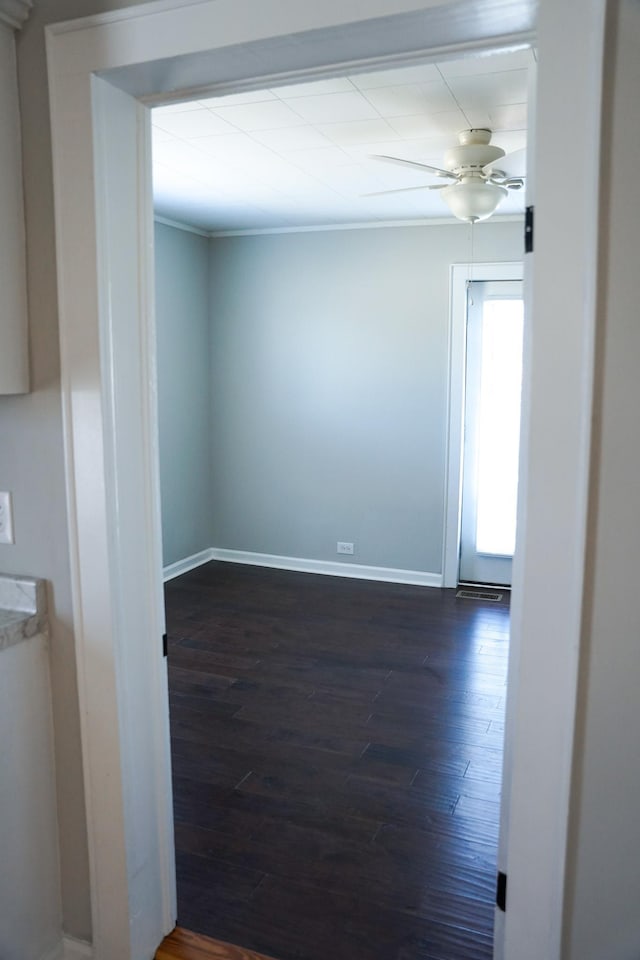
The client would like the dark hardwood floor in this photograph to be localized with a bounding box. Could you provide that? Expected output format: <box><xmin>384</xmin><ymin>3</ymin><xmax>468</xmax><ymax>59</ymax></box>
<box><xmin>164</xmin><ymin>562</ymin><xmax>509</xmax><ymax>960</ymax></box>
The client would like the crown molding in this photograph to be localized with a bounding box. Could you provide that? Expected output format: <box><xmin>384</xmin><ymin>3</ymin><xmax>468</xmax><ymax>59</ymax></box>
<box><xmin>0</xmin><ymin>0</ymin><xmax>32</xmax><ymax>30</ymax></box>
<box><xmin>207</xmin><ymin>213</ymin><xmax>523</xmax><ymax>238</ymax></box>
<box><xmin>154</xmin><ymin>215</ymin><xmax>210</xmax><ymax>239</ymax></box>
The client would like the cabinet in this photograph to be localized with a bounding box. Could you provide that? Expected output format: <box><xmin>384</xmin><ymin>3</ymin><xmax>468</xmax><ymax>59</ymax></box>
<box><xmin>0</xmin><ymin>3</ymin><xmax>31</xmax><ymax>394</ymax></box>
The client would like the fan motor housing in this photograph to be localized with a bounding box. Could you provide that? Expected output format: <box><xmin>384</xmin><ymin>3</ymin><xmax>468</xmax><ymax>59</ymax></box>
<box><xmin>444</xmin><ymin>128</ymin><xmax>505</xmax><ymax>175</ymax></box>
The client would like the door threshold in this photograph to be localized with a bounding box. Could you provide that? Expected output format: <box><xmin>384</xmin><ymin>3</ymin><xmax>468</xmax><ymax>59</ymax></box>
<box><xmin>457</xmin><ymin>581</ymin><xmax>512</xmax><ymax>591</ymax></box>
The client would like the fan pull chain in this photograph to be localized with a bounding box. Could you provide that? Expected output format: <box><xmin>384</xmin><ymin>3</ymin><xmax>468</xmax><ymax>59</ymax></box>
<box><xmin>467</xmin><ymin>220</ymin><xmax>475</xmax><ymax>305</ymax></box>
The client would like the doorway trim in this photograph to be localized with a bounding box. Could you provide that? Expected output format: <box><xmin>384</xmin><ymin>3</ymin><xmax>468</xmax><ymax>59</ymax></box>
<box><xmin>443</xmin><ymin>261</ymin><xmax>523</xmax><ymax>589</ymax></box>
<box><xmin>44</xmin><ymin>1</ymin><xmax>606</xmax><ymax>958</ymax></box>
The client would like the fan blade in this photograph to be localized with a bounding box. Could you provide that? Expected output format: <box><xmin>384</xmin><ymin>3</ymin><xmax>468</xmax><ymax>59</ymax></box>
<box><xmin>362</xmin><ymin>183</ymin><xmax>448</xmax><ymax>198</ymax></box>
<box><xmin>369</xmin><ymin>154</ymin><xmax>457</xmax><ymax>179</ymax></box>
<box><xmin>486</xmin><ymin>173</ymin><xmax>525</xmax><ymax>190</ymax></box>
<box><xmin>483</xmin><ymin>147</ymin><xmax>527</xmax><ymax>179</ymax></box>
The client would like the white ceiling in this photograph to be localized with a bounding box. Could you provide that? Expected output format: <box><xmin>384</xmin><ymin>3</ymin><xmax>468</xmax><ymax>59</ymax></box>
<box><xmin>152</xmin><ymin>47</ymin><xmax>534</xmax><ymax>233</ymax></box>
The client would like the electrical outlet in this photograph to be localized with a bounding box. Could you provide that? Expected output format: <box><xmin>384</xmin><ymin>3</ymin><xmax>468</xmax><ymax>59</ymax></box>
<box><xmin>0</xmin><ymin>492</ymin><xmax>14</xmax><ymax>544</ymax></box>
<box><xmin>337</xmin><ymin>541</ymin><xmax>354</xmax><ymax>555</ymax></box>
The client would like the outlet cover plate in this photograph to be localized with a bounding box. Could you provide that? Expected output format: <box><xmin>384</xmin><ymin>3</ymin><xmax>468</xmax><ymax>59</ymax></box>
<box><xmin>0</xmin><ymin>491</ymin><xmax>14</xmax><ymax>544</ymax></box>
<box><xmin>337</xmin><ymin>541</ymin><xmax>354</xmax><ymax>555</ymax></box>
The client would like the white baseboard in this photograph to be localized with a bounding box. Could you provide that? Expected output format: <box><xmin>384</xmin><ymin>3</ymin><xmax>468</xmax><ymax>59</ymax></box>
<box><xmin>63</xmin><ymin>937</ymin><xmax>93</xmax><ymax>960</ymax></box>
<box><xmin>209</xmin><ymin>548</ymin><xmax>442</xmax><ymax>587</ymax></box>
<box><xmin>163</xmin><ymin>547</ymin><xmax>214</xmax><ymax>582</ymax></box>
<box><xmin>163</xmin><ymin>546</ymin><xmax>442</xmax><ymax>587</ymax></box>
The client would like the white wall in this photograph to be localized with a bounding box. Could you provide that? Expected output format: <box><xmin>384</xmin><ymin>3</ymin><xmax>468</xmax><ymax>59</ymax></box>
<box><xmin>208</xmin><ymin>222</ymin><xmax>521</xmax><ymax>574</ymax></box>
<box><xmin>155</xmin><ymin>222</ymin><xmax>213</xmax><ymax>566</ymax></box>
<box><xmin>565</xmin><ymin>2</ymin><xmax>640</xmax><ymax>957</ymax></box>
<box><xmin>27</xmin><ymin>0</ymin><xmax>640</xmax><ymax>955</ymax></box>
<box><xmin>0</xmin><ymin>634</ymin><xmax>61</xmax><ymax>960</ymax></box>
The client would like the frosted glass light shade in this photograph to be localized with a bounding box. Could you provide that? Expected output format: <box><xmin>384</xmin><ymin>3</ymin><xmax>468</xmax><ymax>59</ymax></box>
<box><xmin>441</xmin><ymin>180</ymin><xmax>508</xmax><ymax>222</ymax></box>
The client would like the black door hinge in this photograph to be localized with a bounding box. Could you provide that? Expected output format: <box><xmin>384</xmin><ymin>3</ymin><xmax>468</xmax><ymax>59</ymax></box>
<box><xmin>524</xmin><ymin>205</ymin><xmax>534</xmax><ymax>253</ymax></box>
<box><xmin>162</xmin><ymin>633</ymin><xmax>168</xmax><ymax>658</ymax></box>
<box><xmin>496</xmin><ymin>871</ymin><xmax>507</xmax><ymax>912</ymax></box>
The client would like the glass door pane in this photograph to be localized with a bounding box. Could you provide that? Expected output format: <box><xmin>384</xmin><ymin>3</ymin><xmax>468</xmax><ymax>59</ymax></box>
<box><xmin>475</xmin><ymin>298</ymin><xmax>524</xmax><ymax>556</ymax></box>
<box><xmin>459</xmin><ymin>280</ymin><xmax>524</xmax><ymax>585</ymax></box>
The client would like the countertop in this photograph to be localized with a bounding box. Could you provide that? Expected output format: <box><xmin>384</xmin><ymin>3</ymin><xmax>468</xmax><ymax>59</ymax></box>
<box><xmin>0</xmin><ymin>574</ymin><xmax>47</xmax><ymax>651</ymax></box>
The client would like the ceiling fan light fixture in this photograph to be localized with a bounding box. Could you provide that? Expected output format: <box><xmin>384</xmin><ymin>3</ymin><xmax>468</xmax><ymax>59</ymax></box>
<box><xmin>440</xmin><ymin>179</ymin><xmax>508</xmax><ymax>223</ymax></box>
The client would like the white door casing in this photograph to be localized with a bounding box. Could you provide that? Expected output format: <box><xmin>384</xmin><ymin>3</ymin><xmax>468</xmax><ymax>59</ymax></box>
<box><xmin>45</xmin><ymin>1</ymin><xmax>605</xmax><ymax>958</ymax></box>
<box><xmin>47</xmin><ymin>63</ymin><xmax>175</xmax><ymax>958</ymax></box>
<box><xmin>502</xmin><ymin>2</ymin><xmax>606</xmax><ymax>957</ymax></box>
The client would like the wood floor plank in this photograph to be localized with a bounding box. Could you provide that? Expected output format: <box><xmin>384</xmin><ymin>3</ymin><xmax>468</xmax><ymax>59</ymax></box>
<box><xmin>156</xmin><ymin>926</ymin><xmax>277</xmax><ymax>960</ymax></box>
<box><xmin>165</xmin><ymin>561</ymin><xmax>510</xmax><ymax>960</ymax></box>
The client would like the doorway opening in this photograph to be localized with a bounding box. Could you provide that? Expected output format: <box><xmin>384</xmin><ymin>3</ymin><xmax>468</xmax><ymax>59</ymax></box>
<box><xmin>151</xmin><ymin>51</ymin><xmax>529</xmax><ymax>960</ymax></box>
<box><xmin>443</xmin><ymin>262</ymin><xmax>523</xmax><ymax>591</ymax></box>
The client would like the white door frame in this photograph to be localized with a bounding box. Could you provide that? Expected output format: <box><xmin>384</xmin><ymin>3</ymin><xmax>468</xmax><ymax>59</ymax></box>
<box><xmin>46</xmin><ymin>1</ymin><xmax>606</xmax><ymax>958</ymax></box>
<box><xmin>443</xmin><ymin>261</ymin><xmax>523</xmax><ymax>589</ymax></box>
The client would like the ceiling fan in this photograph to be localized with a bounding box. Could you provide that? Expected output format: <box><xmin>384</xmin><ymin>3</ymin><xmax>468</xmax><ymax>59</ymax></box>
<box><xmin>368</xmin><ymin>129</ymin><xmax>526</xmax><ymax>223</ymax></box>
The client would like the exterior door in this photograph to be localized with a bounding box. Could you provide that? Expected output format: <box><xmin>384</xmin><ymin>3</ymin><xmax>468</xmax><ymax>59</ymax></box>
<box><xmin>459</xmin><ymin>279</ymin><xmax>524</xmax><ymax>585</ymax></box>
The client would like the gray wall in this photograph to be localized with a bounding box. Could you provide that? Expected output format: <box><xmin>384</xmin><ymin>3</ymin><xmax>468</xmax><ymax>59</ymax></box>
<box><xmin>566</xmin><ymin>2</ymin><xmax>640</xmax><ymax>957</ymax></box>
<box><xmin>0</xmin><ymin>633</ymin><xmax>61</xmax><ymax>960</ymax></box>
<box><xmin>155</xmin><ymin>222</ymin><xmax>213</xmax><ymax>566</ymax></box>
<box><xmin>208</xmin><ymin>222</ymin><xmax>522</xmax><ymax>573</ymax></box>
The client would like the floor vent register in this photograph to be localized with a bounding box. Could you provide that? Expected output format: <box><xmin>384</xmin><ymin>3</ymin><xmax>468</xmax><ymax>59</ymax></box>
<box><xmin>456</xmin><ymin>589</ymin><xmax>503</xmax><ymax>602</ymax></box>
